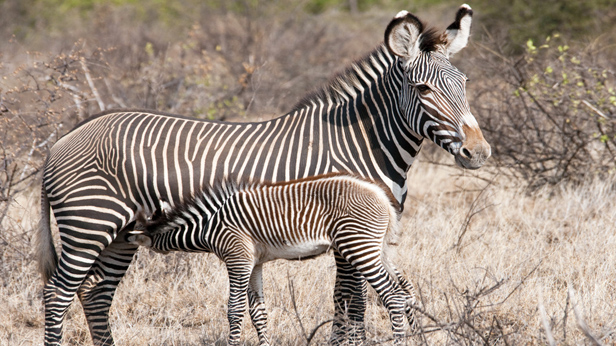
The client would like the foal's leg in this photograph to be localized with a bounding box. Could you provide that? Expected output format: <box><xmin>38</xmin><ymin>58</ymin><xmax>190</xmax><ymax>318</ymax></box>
<box><xmin>387</xmin><ymin>262</ymin><xmax>419</xmax><ymax>331</ymax></box>
<box><xmin>335</xmin><ymin>239</ymin><xmax>411</xmax><ymax>344</ymax></box>
<box><xmin>225</xmin><ymin>256</ymin><xmax>254</xmax><ymax>346</ymax></box>
<box><xmin>330</xmin><ymin>248</ymin><xmax>368</xmax><ymax>346</ymax></box>
<box><xmin>247</xmin><ymin>263</ymin><xmax>270</xmax><ymax>346</ymax></box>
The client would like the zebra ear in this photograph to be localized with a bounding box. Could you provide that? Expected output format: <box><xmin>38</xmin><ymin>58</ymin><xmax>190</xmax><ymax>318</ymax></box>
<box><xmin>384</xmin><ymin>11</ymin><xmax>424</xmax><ymax>62</ymax></box>
<box><xmin>441</xmin><ymin>4</ymin><xmax>473</xmax><ymax>57</ymax></box>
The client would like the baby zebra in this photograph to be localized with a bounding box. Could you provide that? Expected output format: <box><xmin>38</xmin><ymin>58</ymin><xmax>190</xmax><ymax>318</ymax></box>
<box><xmin>128</xmin><ymin>173</ymin><xmax>418</xmax><ymax>345</ymax></box>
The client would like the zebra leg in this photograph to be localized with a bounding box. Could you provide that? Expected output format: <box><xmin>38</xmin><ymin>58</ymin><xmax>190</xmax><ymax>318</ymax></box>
<box><xmin>225</xmin><ymin>259</ymin><xmax>253</xmax><ymax>346</ymax></box>
<box><xmin>330</xmin><ymin>249</ymin><xmax>368</xmax><ymax>346</ymax></box>
<box><xmin>247</xmin><ymin>263</ymin><xmax>270</xmax><ymax>346</ymax></box>
<box><xmin>388</xmin><ymin>263</ymin><xmax>419</xmax><ymax>332</ymax></box>
<box><xmin>335</xmin><ymin>241</ymin><xmax>409</xmax><ymax>345</ymax></box>
<box><xmin>77</xmin><ymin>231</ymin><xmax>139</xmax><ymax>346</ymax></box>
<box><xmin>43</xmin><ymin>229</ymin><xmax>113</xmax><ymax>345</ymax></box>
<box><xmin>44</xmin><ymin>255</ymin><xmax>100</xmax><ymax>345</ymax></box>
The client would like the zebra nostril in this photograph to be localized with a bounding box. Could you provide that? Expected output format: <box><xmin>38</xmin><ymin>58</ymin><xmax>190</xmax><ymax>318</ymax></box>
<box><xmin>461</xmin><ymin>147</ymin><xmax>472</xmax><ymax>159</ymax></box>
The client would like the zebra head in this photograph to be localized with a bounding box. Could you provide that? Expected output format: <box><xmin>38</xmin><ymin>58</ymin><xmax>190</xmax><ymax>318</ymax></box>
<box><xmin>385</xmin><ymin>4</ymin><xmax>490</xmax><ymax>170</ymax></box>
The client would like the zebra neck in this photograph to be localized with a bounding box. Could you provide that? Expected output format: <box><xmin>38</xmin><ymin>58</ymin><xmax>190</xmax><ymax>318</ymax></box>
<box><xmin>289</xmin><ymin>45</ymin><xmax>423</xmax><ymax>205</ymax></box>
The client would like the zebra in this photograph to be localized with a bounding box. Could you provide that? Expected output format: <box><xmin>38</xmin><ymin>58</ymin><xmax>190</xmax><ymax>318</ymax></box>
<box><xmin>37</xmin><ymin>4</ymin><xmax>490</xmax><ymax>345</ymax></box>
<box><xmin>128</xmin><ymin>172</ymin><xmax>418</xmax><ymax>346</ymax></box>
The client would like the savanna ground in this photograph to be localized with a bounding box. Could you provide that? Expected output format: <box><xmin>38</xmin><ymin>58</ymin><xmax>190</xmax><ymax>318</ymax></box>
<box><xmin>1</xmin><ymin>0</ymin><xmax>616</xmax><ymax>345</ymax></box>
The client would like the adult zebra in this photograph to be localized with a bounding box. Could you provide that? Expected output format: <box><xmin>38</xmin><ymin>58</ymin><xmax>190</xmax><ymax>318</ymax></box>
<box><xmin>38</xmin><ymin>4</ymin><xmax>490</xmax><ymax>345</ymax></box>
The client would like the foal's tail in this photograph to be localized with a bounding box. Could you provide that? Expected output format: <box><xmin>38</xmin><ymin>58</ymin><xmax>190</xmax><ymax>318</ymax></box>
<box><xmin>36</xmin><ymin>186</ymin><xmax>58</xmax><ymax>283</ymax></box>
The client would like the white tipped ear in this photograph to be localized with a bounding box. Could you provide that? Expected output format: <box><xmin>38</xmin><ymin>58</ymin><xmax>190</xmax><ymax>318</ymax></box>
<box><xmin>384</xmin><ymin>11</ymin><xmax>424</xmax><ymax>62</ymax></box>
<box><xmin>442</xmin><ymin>4</ymin><xmax>473</xmax><ymax>57</ymax></box>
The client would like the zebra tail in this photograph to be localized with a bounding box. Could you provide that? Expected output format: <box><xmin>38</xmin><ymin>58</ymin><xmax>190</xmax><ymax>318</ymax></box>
<box><xmin>36</xmin><ymin>185</ymin><xmax>58</xmax><ymax>283</ymax></box>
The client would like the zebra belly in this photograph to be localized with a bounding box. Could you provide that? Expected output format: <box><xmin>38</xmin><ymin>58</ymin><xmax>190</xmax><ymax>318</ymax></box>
<box><xmin>255</xmin><ymin>240</ymin><xmax>331</xmax><ymax>263</ymax></box>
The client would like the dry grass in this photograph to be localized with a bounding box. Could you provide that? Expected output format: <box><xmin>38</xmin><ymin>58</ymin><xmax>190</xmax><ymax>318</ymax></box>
<box><xmin>400</xmin><ymin>156</ymin><xmax>616</xmax><ymax>345</ymax></box>
<box><xmin>1</xmin><ymin>149</ymin><xmax>615</xmax><ymax>345</ymax></box>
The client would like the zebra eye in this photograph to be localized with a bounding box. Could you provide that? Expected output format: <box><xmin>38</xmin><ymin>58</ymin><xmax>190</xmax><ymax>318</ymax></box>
<box><xmin>415</xmin><ymin>84</ymin><xmax>431</xmax><ymax>94</ymax></box>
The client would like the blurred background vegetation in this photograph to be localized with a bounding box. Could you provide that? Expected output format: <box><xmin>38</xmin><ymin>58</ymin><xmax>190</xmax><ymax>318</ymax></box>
<box><xmin>2</xmin><ymin>0</ymin><xmax>616</xmax><ymax>47</ymax></box>
<box><xmin>2</xmin><ymin>0</ymin><xmax>615</xmax><ymax>50</ymax></box>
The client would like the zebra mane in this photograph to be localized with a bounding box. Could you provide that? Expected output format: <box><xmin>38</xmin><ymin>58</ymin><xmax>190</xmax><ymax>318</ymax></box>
<box><xmin>291</xmin><ymin>25</ymin><xmax>443</xmax><ymax>111</ymax></box>
<box><xmin>291</xmin><ymin>45</ymin><xmax>392</xmax><ymax>110</ymax></box>
<box><xmin>419</xmin><ymin>26</ymin><xmax>446</xmax><ymax>52</ymax></box>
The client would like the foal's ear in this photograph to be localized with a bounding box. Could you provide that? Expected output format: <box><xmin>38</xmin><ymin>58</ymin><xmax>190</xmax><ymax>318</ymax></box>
<box><xmin>440</xmin><ymin>4</ymin><xmax>473</xmax><ymax>57</ymax></box>
<box><xmin>384</xmin><ymin>11</ymin><xmax>424</xmax><ymax>62</ymax></box>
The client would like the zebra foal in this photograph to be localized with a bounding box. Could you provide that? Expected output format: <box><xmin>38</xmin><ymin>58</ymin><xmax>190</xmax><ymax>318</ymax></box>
<box><xmin>129</xmin><ymin>173</ymin><xmax>418</xmax><ymax>345</ymax></box>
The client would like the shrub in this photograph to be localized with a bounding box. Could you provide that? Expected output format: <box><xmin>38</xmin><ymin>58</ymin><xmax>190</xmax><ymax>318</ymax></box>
<box><xmin>472</xmin><ymin>34</ymin><xmax>616</xmax><ymax>189</ymax></box>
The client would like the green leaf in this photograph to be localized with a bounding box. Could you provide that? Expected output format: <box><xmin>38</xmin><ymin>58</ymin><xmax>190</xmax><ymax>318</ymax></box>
<box><xmin>144</xmin><ymin>42</ymin><xmax>154</xmax><ymax>58</ymax></box>
<box><xmin>526</xmin><ymin>39</ymin><xmax>537</xmax><ymax>53</ymax></box>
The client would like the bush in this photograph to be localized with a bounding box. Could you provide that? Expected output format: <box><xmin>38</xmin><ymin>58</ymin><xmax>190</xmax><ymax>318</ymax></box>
<box><xmin>472</xmin><ymin>34</ymin><xmax>616</xmax><ymax>189</ymax></box>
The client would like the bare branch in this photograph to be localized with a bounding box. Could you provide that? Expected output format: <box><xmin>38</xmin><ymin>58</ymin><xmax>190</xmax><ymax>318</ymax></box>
<box><xmin>453</xmin><ymin>179</ymin><xmax>495</xmax><ymax>252</ymax></box>
<box><xmin>81</xmin><ymin>58</ymin><xmax>105</xmax><ymax>111</ymax></box>
<box><xmin>287</xmin><ymin>275</ymin><xmax>309</xmax><ymax>342</ymax></box>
